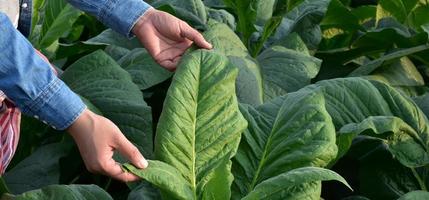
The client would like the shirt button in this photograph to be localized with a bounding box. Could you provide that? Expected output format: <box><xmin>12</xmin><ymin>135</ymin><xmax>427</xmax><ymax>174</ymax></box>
<box><xmin>52</xmin><ymin>126</ymin><xmax>57</xmax><ymax>130</ymax></box>
<box><xmin>34</xmin><ymin>115</ymin><xmax>39</xmax><ymax>119</ymax></box>
<box><xmin>42</xmin><ymin>120</ymin><xmax>47</xmax><ymax>124</ymax></box>
<box><xmin>22</xmin><ymin>3</ymin><xmax>28</xmax><ymax>8</ymax></box>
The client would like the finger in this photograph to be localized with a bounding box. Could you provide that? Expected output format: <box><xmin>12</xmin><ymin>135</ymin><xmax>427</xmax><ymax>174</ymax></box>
<box><xmin>156</xmin><ymin>45</ymin><xmax>188</xmax><ymax>62</ymax></box>
<box><xmin>159</xmin><ymin>59</ymin><xmax>178</xmax><ymax>71</ymax></box>
<box><xmin>180</xmin><ymin>23</ymin><xmax>212</xmax><ymax>49</ymax></box>
<box><xmin>115</xmin><ymin>133</ymin><xmax>148</xmax><ymax>169</ymax></box>
<box><xmin>102</xmin><ymin>159</ymin><xmax>141</xmax><ymax>182</ymax></box>
<box><xmin>173</xmin><ymin>56</ymin><xmax>182</xmax><ymax>64</ymax></box>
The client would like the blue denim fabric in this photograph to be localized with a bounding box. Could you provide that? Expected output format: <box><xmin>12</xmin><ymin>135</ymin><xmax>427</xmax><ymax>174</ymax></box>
<box><xmin>0</xmin><ymin>13</ymin><xmax>86</xmax><ymax>130</ymax></box>
<box><xmin>66</xmin><ymin>0</ymin><xmax>152</xmax><ymax>37</ymax></box>
<box><xmin>1</xmin><ymin>0</ymin><xmax>151</xmax><ymax>130</ymax></box>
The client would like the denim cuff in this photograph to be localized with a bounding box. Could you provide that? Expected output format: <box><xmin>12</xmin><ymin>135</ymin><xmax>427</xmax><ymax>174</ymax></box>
<box><xmin>21</xmin><ymin>78</ymin><xmax>86</xmax><ymax>130</ymax></box>
<box><xmin>99</xmin><ymin>0</ymin><xmax>152</xmax><ymax>37</ymax></box>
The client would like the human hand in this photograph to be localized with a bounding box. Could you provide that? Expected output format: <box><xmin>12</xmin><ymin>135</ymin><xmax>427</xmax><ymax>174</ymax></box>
<box><xmin>132</xmin><ymin>8</ymin><xmax>212</xmax><ymax>71</ymax></box>
<box><xmin>67</xmin><ymin>108</ymin><xmax>148</xmax><ymax>182</ymax></box>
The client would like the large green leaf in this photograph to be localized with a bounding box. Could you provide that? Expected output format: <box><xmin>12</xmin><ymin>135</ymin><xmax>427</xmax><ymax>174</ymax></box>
<box><xmin>117</xmin><ymin>48</ymin><xmax>173</xmax><ymax>90</ymax></box>
<box><xmin>398</xmin><ymin>191</ymin><xmax>429</xmax><ymax>200</ymax></box>
<box><xmin>338</xmin><ymin>116</ymin><xmax>429</xmax><ymax>167</ymax></box>
<box><xmin>203</xmin><ymin>21</ymin><xmax>321</xmax><ymax>105</ymax></box>
<box><xmin>241</xmin><ymin>167</ymin><xmax>351</xmax><ymax>200</ymax></box>
<box><xmin>154</xmin><ymin>0</ymin><xmax>207</xmax><ymax>29</ymax></box>
<box><xmin>4</xmin><ymin>143</ymin><xmax>72</xmax><ymax>194</ymax></box>
<box><xmin>203</xmin><ymin>21</ymin><xmax>262</xmax><ymax>105</ymax></box>
<box><xmin>257</xmin><ymin>45</ymin><xmax>321</xmax><ymax>101</ymax></box>
<box><xmin>206</xmin><ymin>7</ymin><xmax>236</xmax><ymax>30</ymax></box>
<box><xmin>154</xmin><ymin>49</ymin><xmax>247</xmax><ymax>199</ymax></box>
<box><xmin>12</xmin><ymin>184</ymin><xmax>112</xmax><ymax>200</ymax></box>
<box><xmin>298</xmin><ymin>78</ymin><xmax>429</xmax><ymax>167</ymax></box>
<box><xmin>413</xmin><ymin>94</ymin><xmax>429</xmax><ymax>118</ymax></box>
<box><xmin>125</xmin><ymin>49</ymin><xmax>247</xmax><ymax>199</ymax></box>
<box><xmin>61</xmin><ymin>51</ymin><xmax>153</xmax><ymax>157</ymax></box>
<box><xmin>269</xmin><ymin>0</ymin><xmax>332</xmax><ymax>50</ymax></box>
<box><xmin>123</xmin><ymin>161</ymin><xmax>193</xmax><ymax>200</ymax></box>
<box><xmin>366</xmin><ymin>57</ymin><xmax>425</xmax><ymax>87</ymax></box>
<box><xmin>37</xmin><ymin>0</ymin><xmax>83</xmax><ymax>49</ymax></box>
<box><xmin>84</xmin><ymin>29</ymin><xmax>141</xmax><ymax>50</ymax></box>
<box><xmin>337</xmin><ymin>137</ymin><xmax>428</xmax><ymax>199</ymax></box>
<box><xmin>232</xmin><ymin>90</ymin><xmax>338</xmax><ymax>199</ymax></box>
<box><xmin>127</xmin><ymin>181</ymin><xmax>160</xmax><ymax>200</ymax></box>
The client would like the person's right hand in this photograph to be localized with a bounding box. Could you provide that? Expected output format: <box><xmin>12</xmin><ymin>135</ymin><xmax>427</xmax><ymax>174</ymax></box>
<box><xmin>132</xmin><ymin>8</ymin><xmax>212</xmax><ymax>71</ymax></box>
<box><xmin>67</xmin><ymin>108</ymin><xmax>148</xmax><ymax>182</ymax></box>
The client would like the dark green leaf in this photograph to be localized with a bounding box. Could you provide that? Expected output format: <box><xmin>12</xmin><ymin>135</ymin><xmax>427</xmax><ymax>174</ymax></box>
<box><xmin>398</xmin><ymin>191</ymin><xmax>429</xmax><ymax>200</ymax></box>
<box><xmin>4</xmin><ymin>143</ymin><xmax>72</xmax><ymax>194</ymax></box>
<box><xmin>241</xmin><ymin>167</ymin><xmax>351</xmax><ymax>200</ymax></box>
<box><xmin>299</xmin><ymin>78</ymin><xmax>429</xmax><ymax>167</ymax></box>
<box><xmin>269</xmin><ymin>0</ymin><xmax>331</xmax><ymax>50</ymax></box>
<box><xmin>84</xmin><ymin>29</ymin><xmax>141</xmax><ymax>49</ymax></box>
<box><xmin>232</xmin><ymin>90</ymin><xmax>338</xmax><ymax>198</ymax></box>
<box><xmin>13</xmin><ymin>184</ymin><xmax>112</xmax><ymax>200</ymax></box>
<box><xmin>127</xmin><ymin>182</ymin><xmax>160</xmax><ymax>200</ymax></box>
<box><xmin>413</xmin><ymin>94</ymin><xmax>429</xmax><ymax>118</ymax></box>
<box><xmin>338</xmin><ymin>116</ymin><xmax>429</xmax><ymax>167</ymax></box>
<box><xmin>61</xmin><ymin>50</ymin><xmax>153</xmax><ymax>157</ymax></box>
<box><xmin>123</xmin><ymin>161</ymin><xmax>193</xmax><ymax>200</ymax></box>
<box><xmin>117</xmin><ymin>48</ymin><xmax>173</xmax><ymax>90</ymax></box>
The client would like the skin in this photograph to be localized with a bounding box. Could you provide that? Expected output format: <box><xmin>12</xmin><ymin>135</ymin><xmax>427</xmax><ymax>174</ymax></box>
<box><xmin>67</xmin><ymin>8</ymin><xmax>212</xmax><ymax>182</ymax></box>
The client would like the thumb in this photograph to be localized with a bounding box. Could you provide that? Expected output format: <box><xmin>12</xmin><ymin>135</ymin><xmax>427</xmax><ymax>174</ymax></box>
<box><xmin>181</xmin><ymin>23</ymin><xmax>212</xmax><ymax>49</ymax></box>
<box><xmin>115</xmin><ymin>133</ymin><xmax>148</xmax><ymax>169</ymax></box>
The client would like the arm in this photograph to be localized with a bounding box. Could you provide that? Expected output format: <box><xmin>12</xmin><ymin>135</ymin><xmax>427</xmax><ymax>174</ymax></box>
<box><xmin>0</xmin><ymin>12</ymin><xmax>84</xmax><ymax>130</ymax></box>
<box><xmin>0</xmin><ymin>13</ymin><xmax>147</xmax><ymax>182</ymax></box>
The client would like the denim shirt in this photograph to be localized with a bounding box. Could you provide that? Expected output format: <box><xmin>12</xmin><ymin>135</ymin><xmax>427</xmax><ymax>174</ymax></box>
<box><xmin>0</xmin><ymin>0</ymin><xmax>151</xmax><ymax>130</ymax></box>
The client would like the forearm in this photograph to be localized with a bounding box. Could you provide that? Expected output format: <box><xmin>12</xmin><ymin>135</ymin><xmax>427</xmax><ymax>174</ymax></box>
<box><xmin>66</xmin><ymin>0</ymin><xmax>152</xmax><ymax>37</ymax></box>
<box><xmin>0</xmin><ymin>13</ymin><xmax>85</xmax><ymax>130</ymax></box>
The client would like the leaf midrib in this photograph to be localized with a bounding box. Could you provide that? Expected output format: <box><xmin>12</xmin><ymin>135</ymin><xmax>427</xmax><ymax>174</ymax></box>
<box><xmin>189</xmin><ymin>53</ymin><xmax>204</xmax><ymax>200</ymax></box>
<box><xmin>247</xmin><ymin>103</ymin><xmax>284</xmax><ymax>191</ymax></box>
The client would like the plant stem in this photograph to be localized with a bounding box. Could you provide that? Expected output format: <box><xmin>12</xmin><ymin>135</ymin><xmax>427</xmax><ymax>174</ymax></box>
<box><xmin>104</xmin><ymin>178</ymin><xmax>112</xmax><ymax>190</ymax></box>
<box><xmin>411</xmin><ymin>168</ymin><xmax>427</xmax><ymax>191</ymax></box>
<box><xmin>0</xmin><ymin>177</ymin><xmax>10</xmax><ymax>196</ymax></box>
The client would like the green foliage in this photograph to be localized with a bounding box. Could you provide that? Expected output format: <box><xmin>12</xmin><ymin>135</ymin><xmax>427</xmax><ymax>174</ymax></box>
<box><xmin>232</xmin><ymin>90</ymin><xmax>338</xmax><ymax>199</ymax></box>
<box><xmin>7</xmin><ymin>0</ymin><xmax>429</xmax><ymax>199</ymax></box>
<box><xmin>32</xmin><ymin>0</ymin><xmax>83</xmax><ymax>49</ymax></box>
<box><xmin>11</xmin><ymin>185</ymin><xmax>113</xmax><ymax>200</ymax></box>
<box><xmin>61</xmin><ymin>51</ymin><xmax>153</xmax><ymax>157</ymax></box>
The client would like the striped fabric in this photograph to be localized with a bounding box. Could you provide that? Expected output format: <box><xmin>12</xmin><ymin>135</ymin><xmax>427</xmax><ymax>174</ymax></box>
<box><xmin>0</xmin><ymin>91</ymin><xmax>20</xmax><ymax>174</ymax></box>
<box><xmin>0</xmin><ymin>50</ymin><xmax>54</xmax><ymax>174</ymax></box>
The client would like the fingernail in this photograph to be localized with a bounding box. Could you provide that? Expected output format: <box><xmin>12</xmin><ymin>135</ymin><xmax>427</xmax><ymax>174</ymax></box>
<box><xmin>207</xmin><ymin>42</ymin><xmax>213</xmax><ymax>49</ymax></box>
<box><xmin>140</xmin><ymin>160</ymin><xmax>149</xmax><ymax>168</ymax></box>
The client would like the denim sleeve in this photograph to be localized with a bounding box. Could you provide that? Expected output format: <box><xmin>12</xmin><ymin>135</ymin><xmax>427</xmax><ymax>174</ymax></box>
<box><xmin>0</xmin><ymin>13</ymin><xmax>86</xmax><ymax>130</ymax></box>
<box><xmin>66</xmin><ymin>0</ymin><xmax>152</xmax><ymax>37</ymax></box>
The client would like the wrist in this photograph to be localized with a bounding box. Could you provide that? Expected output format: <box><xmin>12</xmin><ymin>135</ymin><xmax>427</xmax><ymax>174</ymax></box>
<box><xmin>67</xmin><ymin>108</ymin><xmax>95</xmax><ymax>137</ymax></box>
<box><xmin>132</xmin><ymin>7</ymin><xmax>157</xmax><ymax>36</ymax></box>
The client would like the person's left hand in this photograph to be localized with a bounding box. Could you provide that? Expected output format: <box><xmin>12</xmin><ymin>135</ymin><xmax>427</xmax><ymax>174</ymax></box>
<box><xmin>132</xmin><ymin>8</ymin><xmax>212</xmax><ymax>71</ymax></box>
<box><xmin>68</xmin><ymin>109</ymin><xmax>148</xmax><ymax>182</ymax></box>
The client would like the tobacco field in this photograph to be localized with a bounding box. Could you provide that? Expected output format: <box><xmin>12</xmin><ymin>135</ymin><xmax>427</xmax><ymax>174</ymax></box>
<box><xmin>1</xmin><ymin>0</ymin><xmax>429</xmax><ymax>199</ymax></box>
